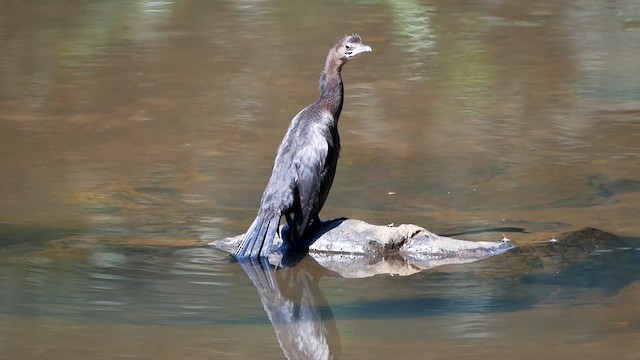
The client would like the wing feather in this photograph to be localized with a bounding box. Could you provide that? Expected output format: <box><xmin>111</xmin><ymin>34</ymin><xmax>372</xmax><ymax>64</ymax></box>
<box><xmin>258</xmin><ymin>106</ymin><xmax>339</xmax><ymax>241</ymax></box>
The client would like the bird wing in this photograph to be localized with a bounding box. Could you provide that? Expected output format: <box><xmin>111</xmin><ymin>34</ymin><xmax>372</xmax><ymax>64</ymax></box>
<box><xmin>259</xmin><ymin>107</ymin><xmax>334</xmax><ymax>239</ymax></box>
<box><xmin>290</xmin><ymin>111</ymin><xmax>334</xmax><ymax>235</ymax></box>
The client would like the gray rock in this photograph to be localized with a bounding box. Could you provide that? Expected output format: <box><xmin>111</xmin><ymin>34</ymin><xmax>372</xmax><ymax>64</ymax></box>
<box><xmin>210</xmin><ymin>218</ymin><xmax>515</xmax><ymax>278</ymax></box>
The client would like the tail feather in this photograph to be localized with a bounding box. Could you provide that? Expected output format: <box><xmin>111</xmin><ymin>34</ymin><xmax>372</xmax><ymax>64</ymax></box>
<box><xmin>235</xmin><ymin>213</ymin><xmax>280</xmax><ymax>259</ymax></box>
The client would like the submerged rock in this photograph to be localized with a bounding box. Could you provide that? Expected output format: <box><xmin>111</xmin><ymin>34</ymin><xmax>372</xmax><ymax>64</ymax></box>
<box><xmin>492</xmin><ymin>227</ymin><xmax>634</xmax><ymax>276</ymax></box>
<box><xmin>210</xmin><ymin>218</ymin><xmax>515</xmax><ymax>277</ymax></box>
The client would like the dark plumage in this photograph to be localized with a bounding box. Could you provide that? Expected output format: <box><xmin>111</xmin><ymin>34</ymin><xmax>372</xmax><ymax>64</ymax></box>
<box><xmin>235</xmin><ymin>34</ymin><xmax>372</xmax><ymax>259</ymax></box>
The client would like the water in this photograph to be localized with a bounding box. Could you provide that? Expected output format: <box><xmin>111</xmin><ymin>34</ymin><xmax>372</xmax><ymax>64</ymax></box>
<box><xmin>1</xmin><ymin>0</ymin><xmax>640</xmax><ymax>358</ymax></box>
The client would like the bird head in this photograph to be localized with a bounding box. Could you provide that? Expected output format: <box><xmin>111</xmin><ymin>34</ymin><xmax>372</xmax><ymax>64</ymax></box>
<box><xmin>333</xmin><ymin>34</ymin><xmax>372</xmax><ymax>62</ymax></box>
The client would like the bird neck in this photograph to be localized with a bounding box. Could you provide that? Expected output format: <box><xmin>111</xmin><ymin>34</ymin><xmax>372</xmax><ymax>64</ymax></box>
<box><xmin>319</xmin><ymin>57</ymin><xmax>344</xmax><ymax>118</ymax></box>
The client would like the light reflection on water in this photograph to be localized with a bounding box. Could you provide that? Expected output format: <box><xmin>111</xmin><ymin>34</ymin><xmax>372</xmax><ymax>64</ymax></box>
<box><xmin>1</xmin><ymin>0</ymin><xmax>640</xmax><ymax>358</ymax></box>
<box><xmin>3</xmin><ymin>246</ymin><xmax>239</xmax><ymax>325</ymax></box>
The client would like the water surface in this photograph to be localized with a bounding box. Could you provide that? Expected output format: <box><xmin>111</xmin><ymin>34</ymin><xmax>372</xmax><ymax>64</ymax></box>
<box><xmin>1</xmin><ymin>0</ymin><xmax>639</xmax><ymax>359</ymax></box>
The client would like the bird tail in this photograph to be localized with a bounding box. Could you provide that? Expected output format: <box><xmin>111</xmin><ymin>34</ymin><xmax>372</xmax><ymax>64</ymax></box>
<box><xmin>235</xmin><ymin>212</ymin><xmax>280</xmax><ymax>259</ymax></box>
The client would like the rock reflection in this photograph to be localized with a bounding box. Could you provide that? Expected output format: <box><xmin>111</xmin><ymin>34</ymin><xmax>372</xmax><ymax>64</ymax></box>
<box><xmin>239</xmin><ymin>257</ymin><xmax>340</xmax><ymax>360</ymax></box>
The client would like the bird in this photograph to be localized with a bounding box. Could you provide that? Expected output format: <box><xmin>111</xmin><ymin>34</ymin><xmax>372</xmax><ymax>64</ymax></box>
<box><xmin>235</xmin><ymin>34</ymin><xmax>372</xmax><ymax>259</ymax></box>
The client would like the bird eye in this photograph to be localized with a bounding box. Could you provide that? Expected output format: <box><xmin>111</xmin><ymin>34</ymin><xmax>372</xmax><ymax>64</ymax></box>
<box><xmin>345</xmin><ymin>45</ymin><xmax>352</xmax><ymax>50</ymax></box>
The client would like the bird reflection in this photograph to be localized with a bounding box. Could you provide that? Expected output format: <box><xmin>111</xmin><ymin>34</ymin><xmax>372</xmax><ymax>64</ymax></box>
<box><xmin>239</xmin><ymin>257</ymin><xmax>341</xmax><ymax>360</ymax></box>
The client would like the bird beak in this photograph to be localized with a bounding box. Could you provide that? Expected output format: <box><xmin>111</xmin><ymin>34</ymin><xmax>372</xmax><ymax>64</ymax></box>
<box><xmin>347</xmin><ymin>44</ymin><xmax>372</xmax><ymax>58</ymax></box>
<box><xmin>355</xmin><ymin>44</ymin><xmax>372</xmax><ymax>55</ymax></box>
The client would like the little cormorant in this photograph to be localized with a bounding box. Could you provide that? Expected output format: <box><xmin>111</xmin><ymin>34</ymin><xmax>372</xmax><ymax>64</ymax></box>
<box><xmin>235</xmin><ymin>34</ymin><xmax>372</xmax><ymax>259</ymax></box>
